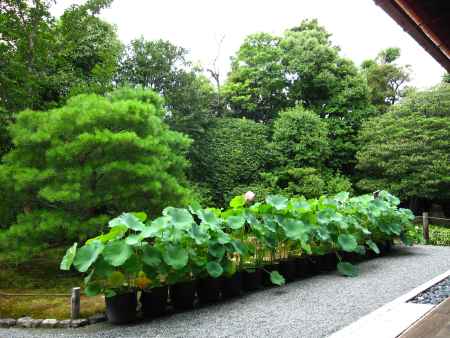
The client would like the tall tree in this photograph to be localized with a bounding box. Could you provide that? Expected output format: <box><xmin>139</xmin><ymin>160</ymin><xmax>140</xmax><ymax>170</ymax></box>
<box><xmin>116</xmin><ymin>38</ymin><xmax>215</xmax><ymax>136</ymax></box>
<box><xmin>0</xmin><ymin>0</ymin><xmax>121</xmax><ymax>112</ymax></box>
<box><xmin>356</xmin><ymin>84</ymin><xmax>450</xmax><ymax>211</ymax></box>
<box><xmin>222</xmin><ymin>32</ymin><xmax>288</xmax><ymax>122</ymax></box>
<box><xmin>223</xmin><ymin>19</ymin><xmax>373</xmax><ymax>175</ymax></box>
<box><xmin>0</xmin><ymin>88</ymin><xmax>192</xmax><ymax>259</ymax></box>
<box><xmin>361</xmin><ymin>47</ymin><xmax>411</xmax><ymax>112</ymax></box>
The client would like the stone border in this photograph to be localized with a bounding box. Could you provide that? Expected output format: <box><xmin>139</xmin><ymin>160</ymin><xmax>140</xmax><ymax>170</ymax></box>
<box><xmin>328</xmin><ymin>269</ymin><xmax>450</xmax><ymax>338</ymax></box>
<box><xmin>0</xmin><ymin>313</ymin><xmax>106</xmax><ymax>329</ymax></box>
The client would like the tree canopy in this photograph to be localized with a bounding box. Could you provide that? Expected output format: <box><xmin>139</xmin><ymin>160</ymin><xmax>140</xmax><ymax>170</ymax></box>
<box><xmin>356</xmin><ymin>84</ymin><xmax>450</xmax><ymax>204</ymax></box>
<box><xmin>0</xmin><ymin>0</ymin><xmax>121</xmax><ymax>112</ymax></box>
<box><xmin>0</xmin><ymin>88</ymin><xmax>192</xmax><ymax>259</ymax></box>
<box><xmin>361</xmin><ymin>47</ymin><xmax>411</xmax><ymax>112</ymax></box>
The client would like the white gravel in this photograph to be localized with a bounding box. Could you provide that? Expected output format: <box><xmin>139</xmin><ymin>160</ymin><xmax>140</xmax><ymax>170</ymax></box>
<box><xmin>2</xmin><ymin>245</ymin><xmax>450</xmax><ymax>338</ymax></box>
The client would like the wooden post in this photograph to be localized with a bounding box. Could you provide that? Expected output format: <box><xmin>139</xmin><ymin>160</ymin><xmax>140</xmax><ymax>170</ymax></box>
<box><xmin>71</xmin><ymin>287</ymin><xmax>80</xmax><ymax>320</ymax></box>
<box><xmin>423</xmin><ymin>212</ymin><xmax>429</xmax><ymax>243</ymax></box>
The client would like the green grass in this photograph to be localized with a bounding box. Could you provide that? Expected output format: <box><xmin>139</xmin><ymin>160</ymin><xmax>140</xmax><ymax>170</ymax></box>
<box><xmin>0</xmin><ymin>248</ymin><xmax>105</xmax><ymax>319</ymax></box>
<box><xmin>429</xmin><ymin>225</ymin><xmax>450</xmax><ymax>246</ymax></box>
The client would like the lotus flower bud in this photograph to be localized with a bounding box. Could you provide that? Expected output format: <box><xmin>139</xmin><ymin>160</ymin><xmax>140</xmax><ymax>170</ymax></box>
<box><xmin>244</xmin><ymin>191</ymin><xmax>255</xmax><ymax>203</ymax></box>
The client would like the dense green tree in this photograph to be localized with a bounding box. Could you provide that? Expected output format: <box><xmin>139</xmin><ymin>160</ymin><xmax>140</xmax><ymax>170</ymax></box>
<box><xmin>222</xmin><ymin>33</ymin><xmax>288</xmax><ymax>122</ymax></box>
<box><xmin>270</xmin><ymin>106</ymin><xmax>330</xmax><ymax>168</ymax></box>
<box><xmin>192</xmin><ymin>118</ymin><xmax>269</xmax><ymax>205</ymax></box>
<box><xmin>116</xmin><ymin>38</ymin><xmax>215</xmax><ymax>136</ymax></box>
<box><xmin>0</xmin><ymin>0</ymin><xmax>121</xmax><ymax>112</ymax></box>
<box><xmin>260</xmin><ymin>105</ymin><xmax>351</xmax><ymax>198</ymax></box>
<box><xmin>361</xmin><ymin>47</ymin><xmax>411</xmax><ymax>112</ymax></box>
<box><xmin>261</xmin><ymin>167</ymin><xmax>352</xmax><ymax>199</ymax></box>
<box><xmin>356</xmin><ymin>84</ymin><xmax>450</xmax><ymax>207</ymax></box>
<box><xmin>0</xmin><ymin>88</ymin><xmax>192</xmax><ymax>259</ymax></box>
<box><xmin>223</xmin><ymin>19</ymin><xmax>373</xmax><ymax>175</ymax></box>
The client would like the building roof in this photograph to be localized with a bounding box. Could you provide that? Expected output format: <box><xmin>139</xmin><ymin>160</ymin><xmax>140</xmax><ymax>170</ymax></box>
<box><xmin>374</xmin><ymin>0</ymin><xmax>450</xmax><ymax>72</ymax></box>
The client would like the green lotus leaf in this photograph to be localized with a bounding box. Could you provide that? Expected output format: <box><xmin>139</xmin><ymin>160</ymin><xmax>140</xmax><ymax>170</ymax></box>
<box><xmin>84</xmin><ymin>283</ymin><xmax>102</xmax><ymax>296</ymax></box>
<box><xmin>229</xmin><ymin>239</ymin><xmax>247</xmax><ymax>255</ymax></box>
<box><xmin>163</xmin><ymin>207</ymin><xmax>194</xmax><ymax>229</ymax></box>
<box><xmin>141</xmin><ymin>216</ymin><xmax>169</xmax><ymax>238</ymax></box>
<box><xmin>270</xmin><ymin>270</ymin><xmax>286</xmax><ymax>286</ymax></box>
<box><xmin>108</xmin><ymin>271</ymin><xmax>125</xmax><ymax>288</ymax></box>
<box><xmin>206</xmin><ymin>261</ymin><xmax>223</xmax><ymax>278</ymax></box>
<box><xmin>208</xmin><ymin>242</ymin><xmax>226</xmax><ymax>259</ymax></box>
<box><xmin>366</xmin><ymin>240</ymin><xmax>380</xmax><ymax>254</ymax></box>
<box><xmin>162</xmin><ymin>244</ymin><xmax>189</xmax><ymax>269</ymax></box>
<box><xmin>338</xmin><ymin>234</ymin><xmax>358</xmax><ymax>252</ymax></box>
<box><xmin>289</xmin><ymin>199</ymin><xmax>310</xmax><ymax>211</ymax></box>
<box><xmin>93</xmin><ymin>256</ymin><xmax>114</xmax><ymax>278</ymax></box>
<box><xmin>125</xmin><ymin>234</ymin><xmax>143</xmax><ymax>246</ymax></box>
<box><xmin>86</xmin><ymin>225</ymin><xmax>128</xmax><ymax>245</ymax></box>
<box><xmin>266</xmin><ymin>195</ymin><xmax>288</xmax><ymax>210</ymax></box>
<box><xmin>337</xmin><ymin>262</ymin><xmax>359</xmax><ymax>277</ymax></box>
<box><xmin>230</xmin><ymin>195</ymin><xmax>246</xmax><ymax>208</ymax></box>
<box><xmin>334</xmin><ymin>192</ymin><xmax>350</xmax><ymax>203</ymax></box>
<box><xmin>102</xmin><ymin>240</ymin><xmax>133</xmax><ymax>267</ymax></box>
<box><xmin>83</xmin><ymin>269</ymin><xmax>94</xmax><ymax>285</ymax></box>
<box><xmin>223</xmin><ymin>260</ymin><xmax>237</xmax><ymax>277</ymax></box>
<box><xmin>226</xmin><ymin>215</ymin><xmax>246</xmax><ymax>229</ymax></box>
<box><xmin>131</xmin><ymin>211</ymin><xmax>147</xmax><ymax>222</ymax></box>
<box><xmin>316</xmin><ymin>227</ymin><xmax>330</xmax><ymax>241</ymax></box>
<box><xmin>198</xmin><ymin>209</ymin><xmax>221</xmax><ymax>227</ymax></box>
<box><xmin>142</xmin><ymin>245</ymin><xmax>162</xmax><ymax>267</ymax></box>
<box><xmin>109</xmin><ymin>213</ymin><xmax>146</xmax><ymax>231</ymax></box>
<box><xmin>73</xmin><ymin>241</ymin><xmax>104</xmax><ymax>272</ymax></box>
<box><xmin>60</xmin><ymin>242</ymin><xmax>77</xmax><ymax>270</ymax></box>
<box><xmin>389</xmin><ymin>223</ymin><xmax>402</xmax><ymax>235</ymax></box>
<box><xmin>279</xmin><ymin>218</ymin><xmax>305</xmax><ymax>240</ymax></box>
<box><xmin>216</xmin><ymin>230</ymin><xmax>231</xmax><ymax>244</ymax></box>
<box><xmin>122</xmin><ymin>253</ymin><xmax>142</xmax><ymax>274</ymax></box>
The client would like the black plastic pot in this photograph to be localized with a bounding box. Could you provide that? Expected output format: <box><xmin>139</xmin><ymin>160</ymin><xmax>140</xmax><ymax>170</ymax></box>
<box><xmin>141</xmin><ymin>286</ymin><xmax>168</xmax><ymax>318</ymax></box>
<box><xmin>105</xmin><ymin>291</ymin><xmax>137</xmax><ymax>325</ymax></box>
<box><xmin>279</xmin><ymin>259</ymin><xmax>296</xmax><ymax>282</ymax></box>
<box><xmin>221</xmin><ymin>272</ymin><xmax>243</xmax><ymax>298</ymax></box>
<box><xmin>366</xmin><ymin>249</ymin><xmax>377</xmax><ymax>260</ymax></box>
<box><xmin>261</xmin><ymin>264</ymin><xmax>277</xmax><ymax>287</ymax></box>
<box><xmin>242</xmin><ymin>268</ymin><xmax>262</xmax><ymax>291</ymax></box>
<box><xmin>308</xmin><ymin>256</ymin><xmax>322</xmax><ymax>275</ymax></box>
<box><xmin>340</xmin><ymin>252</ymin><xmax>358</xmax><ymax>263</ymax></box>
<box><xmin>384</xmin><ymin>240</ymin><xmax>393</xmax><ymax>254</ymax></box>
<box><xmin>294</xmin><ymin>256</ymin><xmax>310</xmax><ymax>278</ymax></box>
<box><xmin>197</xmin><ymin>277</ymin><xmax>222</xmax><ymax>304</ymax></box>
<box><xmin>322</xmin><ymin>253</ymin><xmax>337</xmax><ymax>271</ymax></box>
<box><xmin>170</xmin><ymin>281</ymin><xmax>196</xmax><ymax>310</ymax></box>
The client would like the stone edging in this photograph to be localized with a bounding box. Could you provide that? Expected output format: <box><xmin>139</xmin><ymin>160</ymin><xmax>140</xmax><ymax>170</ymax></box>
<box><xmin>0</xmin><ymin>313</ymin><xmax>106</xmax><ymax>329</ymax></box>
<box><xmin>328</xmin><ymin>269</ymin><xmax>450</xmax><ymax>338</ymax></box>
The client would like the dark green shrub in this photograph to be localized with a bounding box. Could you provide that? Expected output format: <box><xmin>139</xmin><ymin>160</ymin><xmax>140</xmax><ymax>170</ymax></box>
<box><xmin>356</xmin><ymin>84</ymin><xmax>450</xmax><ymax>201</ymax></box>
<box><xmin>261</xmin><ymin>167</ymin><xmax>352</xmax><ymax>199</ymax></box>
<box><xmin>192</xmin><ymin>117</ymin><xmax>269</xmax><ymax>206</ymax></box>
<box><xmin>0</xmin><ymin>88</ymin><xmax>192</xmax><ymax>259</ymax></box>
<box><xmin>270</xmin><ymin>106</ymin><xmax>330</xmax><ymax>168</ymax></box>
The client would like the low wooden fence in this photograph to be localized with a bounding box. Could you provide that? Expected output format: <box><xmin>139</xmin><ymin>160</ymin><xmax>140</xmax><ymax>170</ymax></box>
<box><xmin>415</xmin><ymin>212</ymin><xmax>450</xmax><ymax>243</ymax></box>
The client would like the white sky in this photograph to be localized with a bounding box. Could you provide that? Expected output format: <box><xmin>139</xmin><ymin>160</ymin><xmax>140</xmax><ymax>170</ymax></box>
<box><xmin>52</xmin><ymin>0</ymin><xmax>446</xmax><ymax>89</ymax></box>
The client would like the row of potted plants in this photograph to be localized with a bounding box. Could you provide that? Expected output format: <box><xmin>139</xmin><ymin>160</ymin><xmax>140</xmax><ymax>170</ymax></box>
<box><xmin>60</xmin><ymin>190</ymin><xmax>415</xmax><ymax>324</ymax></box>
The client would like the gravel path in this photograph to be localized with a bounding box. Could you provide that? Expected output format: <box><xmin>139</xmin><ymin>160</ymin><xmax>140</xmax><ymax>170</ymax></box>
<box><xmin>2</xmin><ymin>245</ymin><xmax>450</xmax><ymax>338</ymax></box>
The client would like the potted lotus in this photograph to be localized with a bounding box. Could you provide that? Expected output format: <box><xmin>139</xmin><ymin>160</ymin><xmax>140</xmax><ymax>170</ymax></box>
<box><xmin>60</xmin><ymin>239</ymin><xmax>139</xmax><ymax>324</ymax></box>
<box><xmin>139</xmin><ymin>244</ymin><xmax>169</xmax><ymax>318</ymax></box>
<box><xmin>60</xmin><ymin>212</ymin><xmax>156</xmax><ymax>324</ymax></box>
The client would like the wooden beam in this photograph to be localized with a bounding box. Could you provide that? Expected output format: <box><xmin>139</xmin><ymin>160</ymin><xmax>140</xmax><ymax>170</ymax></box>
<box><xmin>374</xmin><ymin>0</ymin><xmax>450</xmax><ymax>72</ymax></box>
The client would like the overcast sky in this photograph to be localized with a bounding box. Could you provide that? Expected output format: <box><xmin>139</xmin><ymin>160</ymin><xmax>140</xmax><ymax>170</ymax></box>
<box><xmin>53</xmin><ymin>0</ymin><xmax>446</xmax><ymax>88</ymax></box>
